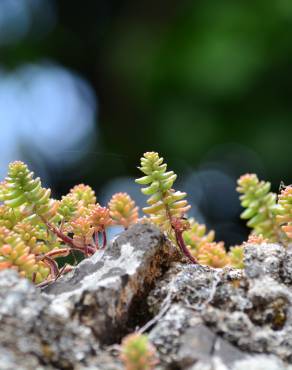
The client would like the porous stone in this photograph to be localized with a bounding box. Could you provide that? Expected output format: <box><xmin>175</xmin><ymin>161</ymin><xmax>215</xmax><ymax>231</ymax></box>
<box><xmin>244</xmin><ymin>242</ymin><xmax>285</xmax><ymax>281</ymax></box>
<box><xmin>1</xmin><ymin>224</ymin><xmax>292</xmax><ymax>369</ymax></box>
<box><xmin>281</xmin><ymin>245</ymin><xmax>292</xmax><ymax>284</ymax></box>
<box><xmin>44</xmin><ymin>223</ymin><xmax>173</xmax><ymax>343</ymax></box>
<box><xmin>146</xmin><ymin>240</ymin><xmax>292</xmax><ymax>367</ymax></box>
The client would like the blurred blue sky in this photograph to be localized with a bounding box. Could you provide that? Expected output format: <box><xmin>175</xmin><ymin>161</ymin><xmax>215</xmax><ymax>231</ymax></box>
<box><xmin>0</xmin><ymin>63</ymin><xmax>97</xmax><ymax>179</ymax></box>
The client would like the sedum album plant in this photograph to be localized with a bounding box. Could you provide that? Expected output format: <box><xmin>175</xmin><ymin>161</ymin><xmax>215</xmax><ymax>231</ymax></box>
<box><xmin>276</xmin><ymin>185</ymin><xmax>292</xmax><ymax>241</ymax></box>
<box><xmin>236</xmin><ymin>174</ymin><xmax>292</xmax><ymax>246</ymax></box>
<box><xmin>120</xmin><ymin>333</ymin><xmax>158</xmax><ymax>370</ymax></box>
<box><xmin>135</xmin><ymin>152</ymin><xmax>196</xmax><ymax>263</ymax></box>
<box><xmin>135</xmin><ymin>152</ymin><xmax>243</xmax><ymax>269</ymax></box>
<box><xmin>109</xmin><ymin>192</ymin><xmax>139</xmax><ymax>229</ymax></box>
<box><xmin>237</xmin><ymin>174</ymin><xmax>278</xmax><ymax>240</ymax></box>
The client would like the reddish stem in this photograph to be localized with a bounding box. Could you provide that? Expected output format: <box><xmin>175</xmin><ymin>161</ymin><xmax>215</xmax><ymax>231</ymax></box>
<box><xmin>163</xmin><ymin>199</ymin><xmax>197</xmax><ymax>264</ymax></box>
<box><xmin>55</xmin><ymin>263</ymin><xmax>73</xmax><ymax>281</ymax></box>
<box><xmin>45</xmin><ymin>220</ymin><xmax>76</xmax><ymax>248</ymax></box>
<box><xmin>32</xmin><ymin>272</ymin><xmax>37</xmax><ymax>283</ymax></box>
<box><xmin>71</xmin><ymin>245</ymin><xmax>96</xmax><ymax>256</ymax></box>
<box><xmin>43</xmin><ymin>248</ymin><xmax>70</xmax><ymax>259</ymax></box>
<box><xmin>102</xmin><ymin>230</ymin><xmax>107</xmax><ymax>248</ymax></box>
<box><xmin>94</xmin><ymin>231</ymin><xmax>99</xmax><ymax>248</ymax></box>
<box><xmin>174</xmin><ymin>228</ymin><xmax>198</xmax><ymax>264</ymax></box>
<box><xmin>43</xmin><ymin>255</ymin><xmax>59</xmax><ymax>279</ymax></box>
<box><xmin>44</xmin><ymin>220</ymin><xmax>96</xmax><ymax>256</ymax></box>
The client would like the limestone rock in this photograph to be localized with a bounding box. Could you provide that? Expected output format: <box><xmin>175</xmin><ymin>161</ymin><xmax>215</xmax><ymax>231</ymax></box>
<box><xmin>1</xmin><ymin>224</ymin><xmax>292</xmax><ymax>369</ymax></box>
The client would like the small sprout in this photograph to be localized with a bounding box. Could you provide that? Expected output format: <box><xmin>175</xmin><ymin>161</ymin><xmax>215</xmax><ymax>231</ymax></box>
<box><xmin>237</xmin><ymin>173</ymin><xmax>277</xmax><ymax>240</ymax></box>
<box><xmin>88</xmin><ymin>205</ymin><xmax>112</xmax><ymax>232</ymax></box>
<box><xmin>120</xmin><ymin>333</ymin><xmax>159</xmax><ymax>370</ymax></box>
<box><xmin>70</xmin><ymin>184</ymin><xmax>96</xmax><ymax>206</ymax></box>
<box><xmin>88</xmin><ymin>205</ymin><xmax>113</xmax><ymax>248</ymax></box>
<box><xmin>57</xmin><ymin>194</ymin><xmax>78</xmax><ymax>222</ymax></box>
<box><xmin>109</xmin><ymin>192</ymin><xmax>139</xmax><ymax>229</ymax></box>
<box><xmin>70</xmin><ymin>216</ymin><xmax>94</xmax><ymax>248</ymax></box>
<box><xmin>228</xmin><ymin>245</ymin><xmax>244</xmax><ymax>269</ymax></box>
<box><xmin>197</xmin><ymin>242</ymin><xmax>230</xmax><ymax>268</ymax></box>
<box><xmin>246</xmin><ymin>233</ymin><xmax>268</xmax><ymax>245</ymax></box>
<box><xmin>0</xmin><ymin>161</ymin><xmax>51</xmax><ymax>217</ymax></box>
<box><xmin>136</xmin><ymin>152</ymin><xmax>190</xmax><ymax>232</ymax></box>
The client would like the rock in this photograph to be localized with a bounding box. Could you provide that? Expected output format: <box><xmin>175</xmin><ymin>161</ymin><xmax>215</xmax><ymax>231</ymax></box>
<box><xmin>281</xmin><ymin>245</ymin><xmax>292</xmax><ymax>284</ymax></box>
<box><xmin>44</xmin><ymin>223</ymin><xmax>174</xmax><ymax>343</ymax></box>
<box><xmin>232</xmin><ymin>355</ymin><xmax>292</xmax><ymax>370</ymax></box>
<box><xmin>0</xmin><ymin>223</ymin><xmax>174</xmax><ymax>369</ymax></box>
<box><xmin>146</xmin><ymin>242</ymin><xmax>292</xmax><ymax>368</ymax></box>
<box><xmin>244</xmin><ymin>242</ymin><xmax>285</xmax><ymax>281</ymax></box>
<box><xmin>1</xmin><ymin>224</ymin><xmax>292</xmax><ymax>369</ymax></box>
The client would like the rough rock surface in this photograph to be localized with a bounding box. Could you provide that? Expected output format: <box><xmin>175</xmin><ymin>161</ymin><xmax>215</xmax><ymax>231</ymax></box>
<box><xmin>1</xmin><ymin>224</ymin><xmax>292</xmax><ymax>369</ymax></box>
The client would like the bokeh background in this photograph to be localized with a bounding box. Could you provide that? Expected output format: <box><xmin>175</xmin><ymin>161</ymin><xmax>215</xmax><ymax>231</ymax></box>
<box><xmin>1</xmin><ymin>0</ymin><xmax>292</xmax><ymax>246</ymax></box>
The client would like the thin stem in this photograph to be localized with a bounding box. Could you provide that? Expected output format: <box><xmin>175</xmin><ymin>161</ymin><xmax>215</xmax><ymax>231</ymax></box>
<box><xmin>43</xmin><ymin>255</ymin><xmax>59</xmax><ymax>279</ymax></box>
<box><xmin>32</xmin><ymin>272</ymin><xmax>37</xmax><ymax>284</ymax></box>
<box><xmin>43</xmin><ymin>248</ymin><xmax>70</xmax><ymax>259</ymax></box>
<box><xmin>174</xmin><ymin>228</ymin><xmax>198</xmax><ymax>264</ymax></box>
<box><xmin>55</xmin><ymin>263</ymin><xmax>73</xmax><ymax>281</ymax></box>
<box><xmin>43</xmin><ymin>219</ymin><xmax>96</xmax><ymax>255</ymax></box>
<box><xmin>36</xmin><ymin>279</ymin><xmax>53</xmax><ymax>288</ymax></box>
<box><xmin>94</xmin><ymin>231</ymin><xmax>99</xmax><ymax>248</ymax></box>
<box><xmin>45</xmin><ymin>220</ymin><xmax>76</xmax><ymax>248</ymax></box>
<box><xmin>102</xmin><ymin>230</ymin><xmax>107</xmax><ymax>248</ymax></box>
<box><xmin>71</xmin><ymin>248</ymin><xmax>78</xmax><ymax>265</ymax></box>
<box><xmin>161</xmin><ymin>191</ymin><xmax>197</xmax><ymax>264</ymax></box>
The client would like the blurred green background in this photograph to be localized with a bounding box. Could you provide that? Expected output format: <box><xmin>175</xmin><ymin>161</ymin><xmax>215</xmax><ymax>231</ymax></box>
<box><xmin>1</xmin><ymin>0</ymin><xmax>292</xmax><ymax>245</ymax></box>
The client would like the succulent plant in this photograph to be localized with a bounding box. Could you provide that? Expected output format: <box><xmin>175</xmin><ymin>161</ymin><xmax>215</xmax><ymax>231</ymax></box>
<box><xmin>0</xmin><ymin>161</ymin><xmax>51</xmax><ymax>218</ymax></box>
<box><xmin>70</xmin><ymin>183</ymin><xmax>97</xmax><ymax>207</ymax></box>
<box><xmin>183</xmin><ymin>218</ymin><xmax>215</xmax><ymax>257</ymax></box>
<box><xmin>109</xmin><ymin>192</ymin><xmax>139</xmax><ymax>229</ymax></box>
<box><xmin>136</xmin><ymin>152</ymin><xmax>196</xmax><ymax>263</ymax></box>
<box><xmin>246</xmin><ymin>233</ymin><xmax>268</xmax><ymax>245</ymax></box>
<box><xmin>237</xmin><ymin>173</ymin><xmax>278</xmax><ymax>240</ymax></box>
<box><xmin>197</xmin><ymin>242</ymin><xmax>230</xmax><ymax>268</ymax></box>
<box><xmin>228</xmin><ymin>245</ymin><xmax>244</xmax><ymax>269</ymax></box>
<box><xmin>0</xmin><ymin>226</ymin><xmax>49</xmax><ymax>283</ymax></box>
<box><xmin>120</xmin><ymin>333</ymin><xmax>158</xmax><ymax>370</ymax></box>
<box><xmin>8</xmin><ymin>154</ymin><xmax>290</xmax><ymax>285</ymax></box>
<box><xmin>136</xmin><ymin>152</ymin><xmax>190</xmax><ymax>232</ymax></box>
<box><xmin>57</xmin><ymin>194</ymin><xmax>79</xmax><ymax>223</ymax></box>
<box><xmin>276</xmin><ymin>185</ymin><xmax>292</xmax><ymax>241</ymax></box>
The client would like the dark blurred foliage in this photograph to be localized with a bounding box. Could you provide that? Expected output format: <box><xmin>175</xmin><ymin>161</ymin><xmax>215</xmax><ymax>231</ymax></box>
<box><xmin>1</xmin><ymin>0</ymin><xmax>292</xmax><ymax>245</ymax></box>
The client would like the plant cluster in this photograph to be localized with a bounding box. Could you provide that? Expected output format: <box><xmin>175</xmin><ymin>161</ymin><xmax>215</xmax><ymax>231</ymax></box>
<box><xmin>0</xmin><ymin>161</ymin><xmax>138</xmax><ymax>285</ymax></box>
<box><xmin>1</xmin><ymin>152</ymin><xmax>291</xmax><ymax>285</ymax></box>
<box><xmin>135</xmin><ymin>153</ymin><xmax>292</xmax><ymax>270</ymax></box>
